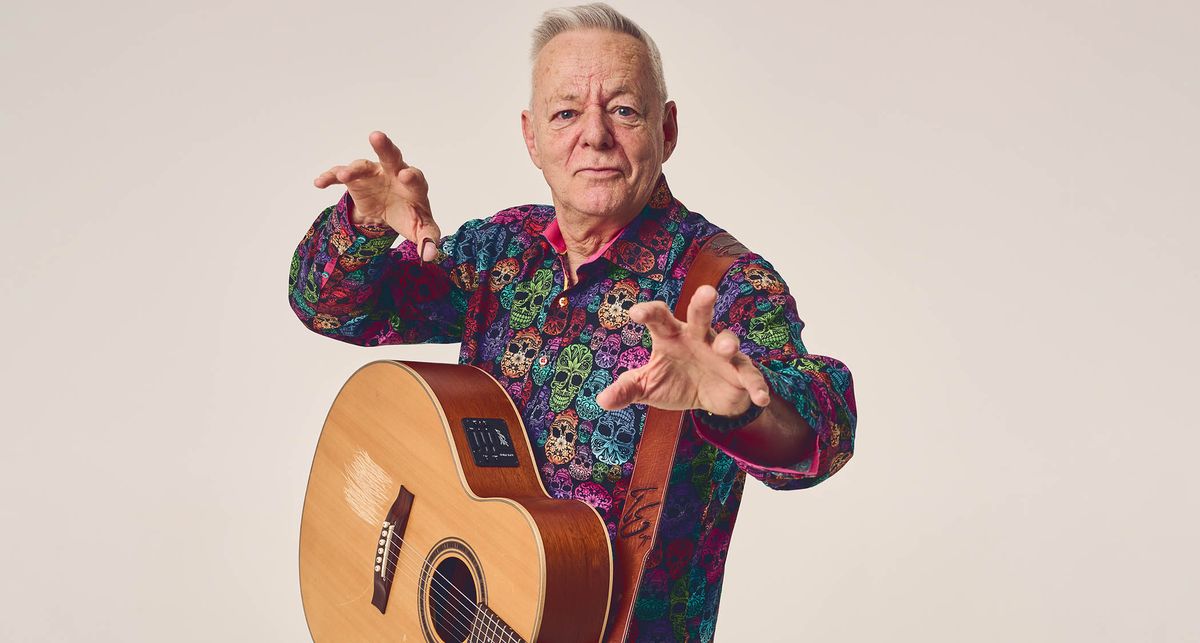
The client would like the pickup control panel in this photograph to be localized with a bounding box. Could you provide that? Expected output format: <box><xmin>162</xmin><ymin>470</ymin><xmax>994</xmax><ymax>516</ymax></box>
<box><xmin>461</xmin><ymin>417</ymin><xmax>519</xmax><ymax>468</ymax></box>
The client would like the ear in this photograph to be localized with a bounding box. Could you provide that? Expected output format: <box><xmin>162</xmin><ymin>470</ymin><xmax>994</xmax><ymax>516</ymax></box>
<box><xmin>521</xmin><ymin>109</ymin><xmax>543</xmax><ymax>169</ymax></box>
<box><xmin>661</xmin><ymin>100</ymin><xmax>679</xmax><ymax>163</ymax></box>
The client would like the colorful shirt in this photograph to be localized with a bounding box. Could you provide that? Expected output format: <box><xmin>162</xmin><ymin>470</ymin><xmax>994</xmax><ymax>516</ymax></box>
<box><xmin>288</xmin><ymin>174</ymin><xmax>857</xmax><ymax>642</ymax></box>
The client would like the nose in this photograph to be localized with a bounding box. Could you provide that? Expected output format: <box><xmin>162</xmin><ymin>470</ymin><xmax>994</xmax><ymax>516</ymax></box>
<box><xmin>579</xmin><ymin>107</ymin><xmax>614</xmax><ymax>150</ymax></box>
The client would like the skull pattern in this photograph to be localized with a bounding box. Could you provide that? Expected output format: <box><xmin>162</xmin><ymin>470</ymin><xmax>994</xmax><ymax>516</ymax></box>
<box><xmin>594</xmin><ymin>333</ymin><xmax>623</xmax><ymax>370</ymax></box>
<box><xmin>743</xmin><ymin>264</ymin><xmax>784</xmax><ymax>294</ymax></box>
<box><xmin>544</xmin><ymin>410</ymin><xmax>580</xmax><ymax>464</ymax></box>
<box><xmin>510</xmin><ymin>268</ymin><xmax>552</xmax><ymax>328</ymax></box>
<box><xmin>611</xmin><ymin>240</ymin><xmax>655</xmax><ymax>273</ymax></box>
<box><xmin>450</xmin><ymin>263</ymin><xmax>479</xmax><ymax>291</ymax></box>
<box><xmin>638</xmin><ymin>223</ymin><xmax>674</xmax><ymax>253</ymax></box>
<box><xmin>481</xmin><ymin>323</ymin><xmax>510</xmax><ymax>361</ymax></box>
<box><xmin>664</xmin><ymin>538</ymin><xmax>696</xmax><ymax>577</ymax></box>
<box><xmin>572</xmin><ymin>481</ymin><xmax>613</xmax><ymax>514</ymax></box>
<box><xmin>620</xmin><ymin>320</ymin><xmax>644</xmax><ymax>346</ymax></box>
<box><xmin>500</xmin><ymin>328</ymin><xmax>542</xmax><ymax>378</ymax></box>
<box><xmin>311</xmin><ymin>313</ymin><xmax>340</xmax><ymax>330</ymax></box>
<box><xmin>541</xmin><ymin>297</ymin><xmax>568</xmax><ymax>335</ymax></box>
<box><xmin>588</xmin><ymin>328</ymin><xmax>608</xmax><ymax>352</ymax></box>
<box><xmin>598</xmin><ymin>279</ymin><xmax>639</xmax><ymax>329</ymax></box>
<box><xmin>575</xmin><ymin>369</ymin><xmax>613</xmax><ymax>421</ymax></box>
<box><xmin>614</xmin><ymin>346</ymin><xmax>650</xmax><ymax>378</ymax></box>
<box><xmin>487</xmin><ymin>257</ymin><xmax>520</xmax><ymax>292</ymax></box>
<box><xmin>591</xmin><ymin>407</ymin><xmax>637</xmax><ymax>465</ymax></box>
<box><xmin>568</xmin><ymin>446</ymin><xmax>594</xmax><ymax>480</ymax></box>
<box><xmin>337</xmin><ymin>253</ymin><xmax>370</xmax><ymax>272</ymax></box>
<box><xmin>699</xmin><ymin>527</ymin><xmax>732</xmax><ymax>583</ymax></box>
<box><xmin>547</xmin><ymin>466</ymin><xmax>573</xmax><ymax>499</ymax></box>
<box><xmin>747</xmin><ymin>305</ymin><xmax>789</xmax><ymax>349</ymax></box>
<box><xmin>549</xmin><ymin>344</ymin><xmax>593</xmax><ymax>412</ymax></box>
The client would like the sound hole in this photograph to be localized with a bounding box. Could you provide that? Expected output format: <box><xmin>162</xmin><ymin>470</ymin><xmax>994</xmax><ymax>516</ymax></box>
<box><xmin>430</xmin><ymin>556</ymin><xmax>478</xmax><ymax>642</ymax></box>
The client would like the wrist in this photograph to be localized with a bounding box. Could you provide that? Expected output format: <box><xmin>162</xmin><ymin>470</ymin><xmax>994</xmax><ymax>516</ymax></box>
<box><xmin>694</xmin><ymin>401</ymin><xmax>766</xmax><ymax>433</ymax></box>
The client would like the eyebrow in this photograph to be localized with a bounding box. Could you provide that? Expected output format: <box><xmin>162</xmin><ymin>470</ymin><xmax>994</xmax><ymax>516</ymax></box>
<box><xmin>552</xmin><ymin>86</ymin><xmax>638</xmax><ymax>103</ymax></box>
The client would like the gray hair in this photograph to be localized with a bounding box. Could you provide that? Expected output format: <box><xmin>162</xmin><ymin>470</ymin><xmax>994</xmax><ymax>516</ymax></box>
<box><xmin>529</xmin><ymin>3</ymin><xmax>668</xmax><ymax>105</ymax></box>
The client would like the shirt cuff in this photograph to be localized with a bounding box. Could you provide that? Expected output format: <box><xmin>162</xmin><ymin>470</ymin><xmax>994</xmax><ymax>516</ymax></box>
<box><xmin>689</xmin><ymin>368</ymin><xmax>822</xmax><ymax>478</ymax></box>
<box><xmin>332</xmin><ymin>190</ymin><xmax>399</xmax><ymax>241</ymax></box>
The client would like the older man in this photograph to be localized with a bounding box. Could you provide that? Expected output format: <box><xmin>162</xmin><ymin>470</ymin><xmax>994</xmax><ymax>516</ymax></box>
<box><xmin>289</xmin><ymin>3</ymin><xmax>856</xmax><ymax>641</ymax></box>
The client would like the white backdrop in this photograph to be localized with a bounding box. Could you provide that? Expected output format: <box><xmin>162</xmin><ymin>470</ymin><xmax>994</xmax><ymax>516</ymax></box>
<box><xmin>2</xmin><ymin>1</ymin><xmax>1197</xmax><ymax>641</ymax></box>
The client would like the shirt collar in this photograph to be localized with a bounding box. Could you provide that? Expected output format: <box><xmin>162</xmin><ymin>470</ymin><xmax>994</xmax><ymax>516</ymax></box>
<box><xmin>539</xmin><ymin>173</ymin><xmax>684</xmax><ymax>276</ymax></box>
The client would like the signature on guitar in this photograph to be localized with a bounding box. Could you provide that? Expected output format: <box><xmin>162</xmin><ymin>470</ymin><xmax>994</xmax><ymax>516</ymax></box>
<box><xmin>617</xmin><ymin>486</ymin><xmax>661</xmax><ymax>543</ymax></box>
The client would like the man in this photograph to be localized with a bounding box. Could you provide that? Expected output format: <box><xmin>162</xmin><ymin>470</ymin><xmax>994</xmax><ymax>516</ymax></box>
<box><xmin>289</xmin><ymin>3</ymin><xmax>856</xmax><ymax>640</ymax></box>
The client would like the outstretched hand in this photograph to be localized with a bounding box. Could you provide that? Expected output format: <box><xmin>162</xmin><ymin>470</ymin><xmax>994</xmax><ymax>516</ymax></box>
<box><xmin>596</xmin><ymin>285</ymin><xmax>770</xmax><ymax>415</ymax></box>
<box><xmin>313</xmin><ymin>131</ymin><xmax>441</xmax><ymax>261</ymax></box>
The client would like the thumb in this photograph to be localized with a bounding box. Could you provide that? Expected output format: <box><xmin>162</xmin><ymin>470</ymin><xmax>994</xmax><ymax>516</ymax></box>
<box><xmin>596</xmin><ymin>370</ymin><xmax>645</xmax><ymax>411</ymax></box>
<box><xmin>417</xmin><ymin>221</ymin><xmax>443</xmax><ymax>262</ymax></box>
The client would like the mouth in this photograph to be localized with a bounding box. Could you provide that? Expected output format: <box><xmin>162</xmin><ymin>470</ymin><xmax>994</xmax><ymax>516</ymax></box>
<box><xmin>576</xmin><ymin>167</ymin><xmax>623</xmax><ymax>178</ymax></box>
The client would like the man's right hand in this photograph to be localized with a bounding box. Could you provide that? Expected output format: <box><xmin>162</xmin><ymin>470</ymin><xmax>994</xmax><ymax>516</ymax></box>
<box><xmin>313</xmin><ymin>131</ymin><xmax>442</xmax><ymax>261</ymax></box>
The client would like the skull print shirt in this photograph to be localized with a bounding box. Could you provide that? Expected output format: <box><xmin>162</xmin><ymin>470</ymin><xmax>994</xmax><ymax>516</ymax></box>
<box><xmin>289</xmin><ymin>174</ymin><xmax>857</xmax><ymax>642</ymax></box>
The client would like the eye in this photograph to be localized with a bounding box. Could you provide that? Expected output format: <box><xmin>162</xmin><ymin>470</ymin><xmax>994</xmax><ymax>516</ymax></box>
<box><xmin>614</xmin><ymin>106</ymin><xmax>637</xmax><ymax>118</ymax></box>
<box><xmin>555</xmin><ymin>109</ymin><xmax>576</xmax><ymax>120</ymax></box>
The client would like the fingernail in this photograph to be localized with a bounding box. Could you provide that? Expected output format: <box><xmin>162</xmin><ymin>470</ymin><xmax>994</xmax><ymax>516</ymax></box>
<box><xmin>420</xmin><ymin>238</ymin><xmax>437</xmax><ymax>263</ymax></box>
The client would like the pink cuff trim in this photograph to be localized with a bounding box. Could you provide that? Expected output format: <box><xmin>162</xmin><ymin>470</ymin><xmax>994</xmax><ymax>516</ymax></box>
<box><xmin>690</xmin><ymin>410</ymin><xmax>822</xmax><ymax>477</ymax></box>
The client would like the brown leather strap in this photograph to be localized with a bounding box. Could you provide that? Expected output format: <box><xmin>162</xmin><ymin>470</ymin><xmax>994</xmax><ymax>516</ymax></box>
<box><xmin>604</xmin><ymin>232</ymin><xmax>749</xmax><ymax>643</ymax></box>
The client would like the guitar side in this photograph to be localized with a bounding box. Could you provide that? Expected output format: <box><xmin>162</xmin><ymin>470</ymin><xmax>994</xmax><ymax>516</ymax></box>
<box><xmin>299</xmin><ymin>360</ymin><xmax>613</xmax><ymax>642</ymax></box>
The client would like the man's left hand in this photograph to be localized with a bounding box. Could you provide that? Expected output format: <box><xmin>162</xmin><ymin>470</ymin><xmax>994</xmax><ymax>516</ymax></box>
<box><xmin>596</xmin><ymin>285</ymin><xmax>771</xmax><ymax>415</ymax></box>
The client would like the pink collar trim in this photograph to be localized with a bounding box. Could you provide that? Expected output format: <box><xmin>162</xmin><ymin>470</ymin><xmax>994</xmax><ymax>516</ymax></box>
<box><xmin>542</xmin><ymin>217</ymin><xmax>627</xmax><ymax>265</ymax></box>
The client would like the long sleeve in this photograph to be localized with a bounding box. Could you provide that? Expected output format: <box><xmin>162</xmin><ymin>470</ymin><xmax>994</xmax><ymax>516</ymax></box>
<box><xmin>288</xmin><ymin>191</ymin><xmax>481</xmax><ymax>346</ymax></box>
<box><xmin>691</xmin><ymin>254</ymin><xmax>857</xmax><ymax>490</ymax></box>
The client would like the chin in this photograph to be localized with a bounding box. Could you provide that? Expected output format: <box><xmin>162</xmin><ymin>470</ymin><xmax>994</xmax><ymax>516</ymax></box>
<box><xmin>567</xmin><ymin>183</ymin><xmax>633</xmax><ymax>219</ymax></box>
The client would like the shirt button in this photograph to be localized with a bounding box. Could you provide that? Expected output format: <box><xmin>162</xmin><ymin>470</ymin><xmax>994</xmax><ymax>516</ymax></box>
<box><xmin>557</xmin><ymin>296</ymin><xmax>568</xmax><ymax>308</ymax></box>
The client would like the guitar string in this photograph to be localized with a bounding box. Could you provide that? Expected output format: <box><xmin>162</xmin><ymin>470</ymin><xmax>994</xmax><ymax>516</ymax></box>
<box><xmin>380</xmin><ymin>534</ymin><xmax>518</xmax><ymax>643</ymax></box>
<box><xmin>380</xmin><ymin>545</ymin><xmax>491</xmax><ymax>641</ymax></box>
<box><xmin>380</xmin><ymin>540</ymin><xmax>497</xmax><ymax>636</ymax></box>
<box><xmin>379</xmin><ymin>528</ymin><xmax>514</xmax><ymax>637</ymax></box>
<box><xmin>383</xmin><ymin>541</ymin><xmax>518</xmax><ymax>643</ymax></box>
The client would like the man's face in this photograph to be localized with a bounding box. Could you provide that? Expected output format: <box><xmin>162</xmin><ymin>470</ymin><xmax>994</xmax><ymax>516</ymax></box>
<box><xmin>522</xmin><ymin>29</ymin><xmax>678</xmax><ymax>222</ymax></box>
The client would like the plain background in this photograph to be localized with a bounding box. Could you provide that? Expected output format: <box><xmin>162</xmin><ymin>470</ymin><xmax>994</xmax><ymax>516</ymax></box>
<box><xmin>2</xmin><ymin>1</ymin><xmax>1197</xmax><ymax>641</ymax></box>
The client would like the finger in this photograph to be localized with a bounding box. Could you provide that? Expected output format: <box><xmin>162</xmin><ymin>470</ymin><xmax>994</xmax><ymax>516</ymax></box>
<box><xmin>708</xmin><ymin>330</ymin><xmax>767</xmax><ymax>404</ymax></box>
<box><xmin>595</xmin><ymin>369</ymin><xmax>646</xmax><ymax>411</ymax></box>
<box><xmin>685</xmin><ymin>285</ymin><xmax>718</xmax><ymax>342</ymax></box>
<box><xmin>397</xmin><ymin>192</ymin><xmax>442</xmax><ymax>261</ymax></box>
<box><xmin>335</xmin><ymin>158</ymin><xmax>379</xmax><ymax>184</ymax></box>
<box><xmin>416</xmin><ymin>218</ymin><xmax>443</xmax><ymax>261</ymax></box>
<box><xmin>313</xmin><ymin>165</ymin><xmax>347</xmax><ymax>188</ymax></box>
<box><xmin>629</xmin><ymin>301</ymin><xmax>683</xmax><ymax>340</ymax></box>
<box><xmin>369</xmin><ymin>131</ymin><xmax>408</xmax><ymax>175</ymax></box>
<box><xmin>733</xmin><ymin>358</ymin><xmax>772</xmax><ymax>407</ymax></box>
<box><xmin>711</xmin><ymin>329</ymin><xmax>742</xmax><ymax>360</ymax></box>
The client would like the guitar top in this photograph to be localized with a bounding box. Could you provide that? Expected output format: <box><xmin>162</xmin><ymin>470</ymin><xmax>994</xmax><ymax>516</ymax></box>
<box><xmin>299</xmin><ymin>360</ymin><xmax>613</xmax><ymax>642</ymax></box>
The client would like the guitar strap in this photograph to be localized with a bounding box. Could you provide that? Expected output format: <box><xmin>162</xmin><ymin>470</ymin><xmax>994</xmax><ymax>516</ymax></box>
<box><xmin>604</xmin><ymin>231</ymin><xmax>749</xmax><ymax>643</ymax></box>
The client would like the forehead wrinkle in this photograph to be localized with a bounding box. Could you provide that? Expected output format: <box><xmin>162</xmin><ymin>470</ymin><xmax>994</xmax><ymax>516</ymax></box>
<box><xmin>533</xmin><ymin>30</ymin><xmax>654</xmax><ymax>106</ymax></box>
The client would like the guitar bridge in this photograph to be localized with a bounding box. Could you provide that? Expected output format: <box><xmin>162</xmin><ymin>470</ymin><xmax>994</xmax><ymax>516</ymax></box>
<box><xmin>371</xmin><ymin>485</ymin><xmax>414</xmax><ymax>614</ymax></box>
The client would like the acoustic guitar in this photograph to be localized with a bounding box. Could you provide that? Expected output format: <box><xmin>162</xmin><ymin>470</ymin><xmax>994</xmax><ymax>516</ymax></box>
<box><xmin>299</xmin><ymin>359</ymin><xmax>613</xmax><ymax>642</ymax></box>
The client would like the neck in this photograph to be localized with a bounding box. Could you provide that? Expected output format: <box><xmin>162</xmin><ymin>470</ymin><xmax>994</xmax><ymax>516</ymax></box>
<box><xmin>549</xmin><ymin>205</ymin><xmax>639</xmax><ymax>289</ymax></box>
<box><xmin>552</xmin><ymin>207</ymin><xmax>639</xmax><ymax>260</ymax></box>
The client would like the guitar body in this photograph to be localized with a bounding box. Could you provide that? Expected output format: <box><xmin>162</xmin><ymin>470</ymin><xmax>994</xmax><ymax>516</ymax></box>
<box><xmin>299</xmin><ymin>361</ymin><xmax>613</xmax><ymax>642</ymax></box>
